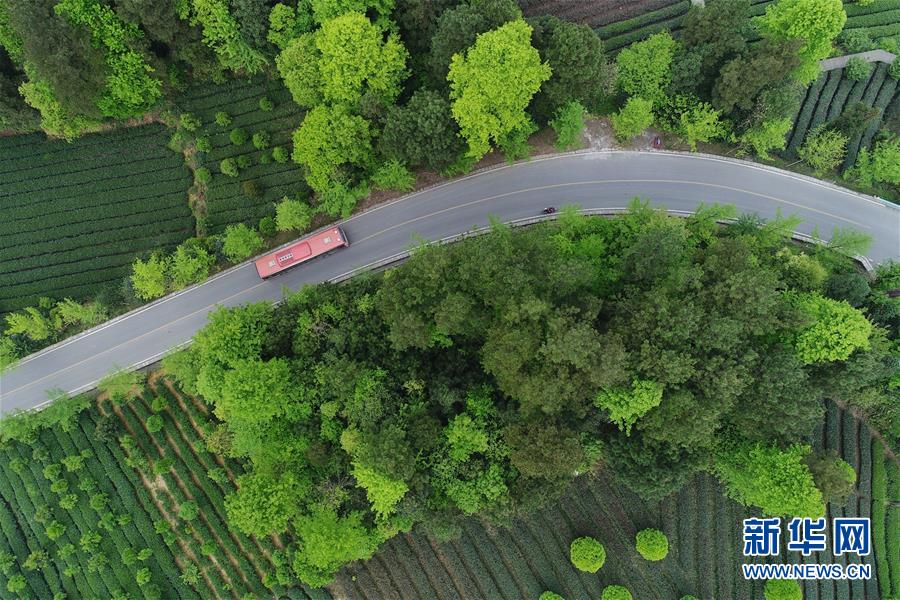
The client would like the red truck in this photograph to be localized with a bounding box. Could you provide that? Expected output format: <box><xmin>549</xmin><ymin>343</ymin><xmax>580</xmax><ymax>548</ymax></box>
<box><xmin>254</xmin><ymin>227</ymin><xmax>349</xmax><ymax>279</ymax></box>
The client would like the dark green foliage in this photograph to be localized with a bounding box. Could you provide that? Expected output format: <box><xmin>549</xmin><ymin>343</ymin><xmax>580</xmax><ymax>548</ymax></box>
<box><xmin>4</xmin><ymin>0</ymin><xmax>108</xmax><ymax>119</ymax></box>
<box><xmin>679</xmin><ymin>0</ymin><xmax>749</xmax><ymax>97</ymax></box>
<box><xmin>526</xmin><ymin>15</ymin><xmax>610</xmax><ymax>123</ymax></box>
<box><xmin>379</xmin><ymin>89</ymin><xmax>464</xmax><ymax>170</ymax></box>
<box><xmin>230</xmin><ymin>127</ymin><xmax>248</xmax><ymax>145</ymax></box>
<box><xmin>829</xmin><ymin>101</ymin><xmax>882</xmax><ymax>137</ymax></box>
<box><xmin>713</xmin><ymin>38</ymin><xmax>803</xmax><ymax>115</ymax></box>
<box><xmin>824</xmin><ymin>271</ymin><xmax>871</xmax><ymax>307</ymax></box>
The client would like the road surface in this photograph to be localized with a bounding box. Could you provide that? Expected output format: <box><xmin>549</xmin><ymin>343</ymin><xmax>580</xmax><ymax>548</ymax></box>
<box><xmin>2</xmin><ymin>151</ymin><xmax>898</xmax><ymax>413</ymax></box>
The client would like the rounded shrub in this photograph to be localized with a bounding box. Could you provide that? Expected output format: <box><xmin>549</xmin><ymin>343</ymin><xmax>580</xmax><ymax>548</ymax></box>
<box><xmin>252</xmin><ymin>131</ymin><xmax>270</xmax><ymax>150</ymax></box>
<box><xmin>890</xmin><ymin>57</ymin><xmax>900</xmax><ymax>80</ymax></box>
<box><xmin>195</xmin><ymin>137</ymin><xmax>211</xmax><ymax>153</ymax></box>
<box><xmin>220</xmin><ymin>158</ymin><xmax>238</xmax><ymax>177</ymax></box>
<box><xmin>214</xmin><ymin>111</ymin><xmax>231</xmax><ymax>127</ymax></box>
<box><xmin>230</xmin><ymin>127</ymin><xmax>248</xmax><ymax>145</ymax></box>
<box><xmin>636</xmin><ymin>528</ymin><xmax>669</xmax><ymax>561</ymax></box>
<box><xmin>764</xmin><ymin>579</ymin><xmax>802</xmax><ymax>600</ymax></box>
<box><xmin>680</xmin><ymin>596</ymin><xmax>699</xmax><ymax>600</ymax></box>
<box><xmin>236</xmin><ymin>154</ymin><xmax>252</xmax><ymax>169</ymax></box>
<box><xmin>844</xmin><ymin>56</ymin><xmax>873</xmax><ymax>82</ymax></box>
<box><xmin>146</xmin><ymin>415</ymin><xmax>163</xmax><ymax>433</ymax></box>
<box><xmin>259</xmin><ymin>151</ymin><xmax>272</xmax><ymax>164</ymax></box>
<box><xmin>195</xmin><ymin>167</ymin><xmax>211</xmax><ymax>185</ymax></box>
<box><xmin>272</xmin><ymin>146</ymin><xmax>289</xmax><ymax>163</ymax></box>
<box><xmin>242</xmin><ymin>180</ymin><xmax>264</xmax><ymax>200</ymax></box>
<box><xmin>569</xmin><ymin>536</ymin><xmax>605</xmax><ymax>573</ymax></box>
<box><xmin>539</xmin><ymin>593</ymin><xmax>564</xmax><ymax>600</ymax></box>
<box><xmin>601</xmin><ymin>585</ymin><xmax>632</xmax><ymax>600</ymax></box>
<box><xmin>259</xmin><ymin>97</ymin><xmax>274</xmax><ymax>111</ymax></box>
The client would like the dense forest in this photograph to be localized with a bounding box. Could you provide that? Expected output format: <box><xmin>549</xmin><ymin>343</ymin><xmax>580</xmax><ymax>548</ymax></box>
<box><xmin>160</xmin><ymin>203</ymin><xmax>900</xmax><ymax>587</ymax></box>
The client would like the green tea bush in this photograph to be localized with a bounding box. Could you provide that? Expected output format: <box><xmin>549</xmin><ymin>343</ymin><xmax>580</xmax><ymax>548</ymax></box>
<box><xmin>601</xmin><ymin>585</ymin><xmax>632</xmax><ymax>600</ymax></box>
<box><xmin>764</xmin><ymin>579</ymin><xmax>802</xmax><ymax>600</ymax></box>
<box><xmin>635</xmin><ymin>528</ymin><xmax>669</xmax><ymax>561</ymax></box>
<box><xmin>215</xmin><ymin>111</ymin><xmax>232</xmax><ymax>126</ymax></box>
<box><xmin>570</xmin><ymin>536</ymin><xmax>606</xmax><ymax>572</ymax></box>
<box><xmin>230</xmin><ymin>128</ymin><xmax>248</xmax><ymax>145</ymax></box>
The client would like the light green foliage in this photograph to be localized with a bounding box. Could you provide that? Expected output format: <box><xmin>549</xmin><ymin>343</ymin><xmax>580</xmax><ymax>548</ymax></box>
<box><xmin>447</xmin><ymin>20</ymin><xmax>551</xmax><ymax>161</ymax></box>
<box><xmin>136</xmin><ymin>566</ymin><xmax>151</xmax><ymax>585</ymax></box>
<box><xmin>0</xmin><ymin>337</ymin><xmax>18</xmax><ymax>374</ymax></box>
<box><xmin>615</xmin><ymin>31</ymin><xmax>677</xmax><ymax>105</ymax></box>
<box><xmin>635</xmin><ymin>528</ymin><xmax>669</xmax><ymax>560</ymax></box>
<box><xmin>179</xmin><ymin>113</ymin><xmax>201</xmax><ymax>131</ymax></box>
<box><xmin>168</xmin><ymin>241</ymin><xmax>213</xmax><ymax>289</ymax></box>
<box><xmin>764</xmin><ymin>579</ymin><xmax>803</xmax><ymax>600</ymax></box>
<box><xmin>226</xmin><ymin>471</ymin><xmax>307</xmax><ymax>536</ymax></box>
<box><xmin>539</xmin><ymin>593</ymin><xmax>565</xmax><ymax>600</ymax></box>
<box><xmin>220</xmin><ymin>157</ymin><xmax>238</xmax><ymax>177</ymax></box>
<box><xmin>798</xmin><ymin>127</ymin><xmax>848</xmax><ymax>174</ymax></box>
<box><xmin>844</xmin><ymin>56</ymin><xmax>874</xmax><ymax>81</ymax></box>
<box><xmin>315</xmin><ymin>12</ymin><xmax>408</xmax><ymax>106</ymax></box>
<box><xmin>595</xmin><ymin>379</ymin><xmax>663</xmax><ymax>434</ymax></box>
<box><xmin>6</xmin><ymin>575</ymin><xmax>25</xmax><ymax>594</ymax></box>
<box><xmin>54</xmin><ymin>0</ymin><xmax>162</xmax><ymax>118</ymax></box>
<box><xmin>98</xmin><ymin>368</ymin><xmax>143</xmax><ymax>402</ymax></box>
<box><xmin>310</xmin><ymin>0</ymin><xmax>395</xmax><ymax>23</ymax></box>
<box><xmin>292</xmin><ymin>506</ymin><xmax>378</xmax><ymax>587</ymax></box>
<box><xmin>19</xmin><ymin>76</ymin><xmax>100</xmax><ymax>141</ymax></box>
<box><xmin>216</xmin><ymin>358</ymin><xmax>297</xmax><ymax>423</ymax></box>
<box><xmin>371</xmin><ymin>160</ymin><xmax>415</xmax><ymax>192</ymax></box>
<box><xmin>5</xmin><ymin>306</ymin><xmax>53</xmax><ymax>341</ymax></box>
<box><xmin>678</xmin><ymin>101</ymin><xmax>725</xmax><ymax>151</ymax></box>
<box><xmin>53</xmin><ymin>298</ymin><xmax>106</xmax><ymax>329</ymax></box>
<box><xmin>446</xmin><ymin>414</ymin><xmax>489</xmax><ymax>462</ymax></box>
<box><xmin>849</xmin><ymin>136</ymin><xmax>900</xmax><ymax>186</ymax></box>
<box><xmin>317</xmin><ymin>181</ymin><xmax>370</xmax><ymax>218</ymax></box>
<box><xmin>259</xmin><ymin>96</ymin><xmax>274</xmax><ymax>111</ymax></box>
<box><xmin>352</xmin><ymin>462</ymin><xmax>409</xmax><ymax>518</ymax></box>
<box><xmin>0</xmin><ymin>2</ymin><xmax>23</xmax><ymax>62</ymax></box>
<box><xmin>178</xmin><ymin>501</ymin><xmax>199</xmax><ymax>521</ymax></box>
<box><xmin>267</xmin><ymin>2</ymin><xmax>312</xmax><ymax>49</ymax></box>
<box><xmin>890</xmin><ymin>57</ymin><xmax>900</xmax><ymax>79</ymax></box>
<box><xmin>272</xmin><ymin>146</ymin><xmax>289</xmax><ymax>163</ymax></box>
<box><xmin>189</xmin><ymin>0</ymin><xmax>268</xmax><ymax>73</ymax></box>
<box><xmin>601</xmin><ymin>586</ymin><xmax>633</xmax><ymax>600</ymax></box>
<box><xmin>791</xmin><ymin>292</ymin><xmax>872</xmax><ymax>364</ymax></box>
<box><xmin>610</xmin><ymin>97</ymin><xmax>654</xmax><ymax>141</ymax></box>
<box><xmin>214</xmin><ymin>111</ymin><xmax>232</xmax><ymax>126</ymax></box>
<box><xmin>716</xmin><ymin>442</ymin><xmax>825</xmax><ymax>517</ymax></box>
<box><xmin>550</xmin><ymin>100</ymin><xmax>586</xmax><ymax>150</ymax></box>
<box><xmin>45</xmin><ymin>520</ymin><xmax>66</xmax><ymax>541</ymax></box>
<box><xmin>276</xmin><ymin>33</ymin><xmax>323</xmax><ymax>107</ymax></box>
<box><xmin>221</xmin><ymin>223</ymin><xmax>263</xmax><ymax>262</ymax></box>
<box><xmin>570</xmin><ymin>536</ymin><xmax>606</xmax><ymax>572</ymax></box>
<box><xmin>145</xmin><ymin>414</ymin><xmax>163</xmax><ymax>432</ymax></box>
<box><xmin>740</xmin><ymin>117</ymin><xmax>792</xmax><ymax>159</ymax></box>
<box><xmin>292</xmin><ymin>104</ymin><xmax>373</xmax><ymax>192</ymax></box>
<box><xmin>275</xmin><ymin>198</ymin><xmax>313</xmax><ymax>231</ymax></box>
<box><xmin>252</xmin><ymin>131</ymin><xmax>270</xmax><ymax>150</ymax></box>
<box><xmin>756</xmin><ymin>0</ymin><xmax>846</xmax><ymax>83</ymax></box>
<box><xmin>131</xmin><ymin>254</ymin><xmax>168</xmax><ymax>300</ymax></box>
<box><xmin>230</xmin><ymin>127</ymin><xmax>248</xmax><ymax>145</ymax></box>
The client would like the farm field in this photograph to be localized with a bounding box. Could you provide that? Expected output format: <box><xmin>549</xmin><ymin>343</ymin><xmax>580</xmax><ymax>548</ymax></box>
<box><xmin>174</xmin><ymin>77</ymin><xmax>310</xmax><ymax>235</ymax></box>
<box><xmin>0</xmin><ymin>125</ymin><xmax>194</xmax><ymax>315</ymax></box>
<box><xmin>333</xmin><ymin>402</ymin><xmax>894</xmax><ymax>600</ymax></box>
<box><xmin>0</xmin><ymin>375</ymin><xmax>332</xmax><ymax>600</ymax></box>
<box><xmin>785</xmin><ymin>63</ymin><xmax>899</xmax><ymax>170</ymax></box>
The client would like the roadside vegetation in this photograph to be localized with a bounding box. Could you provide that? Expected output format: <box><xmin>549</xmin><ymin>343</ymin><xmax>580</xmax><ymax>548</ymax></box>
<box><xmin>1</xmin><ymin>0</ymin><xmax>899</xmax><ymax>597</ymax></box>
<box><xmin>157</xmin><ymin>203</ymin><xmax>899</xmax><ymax>589</ymax></box>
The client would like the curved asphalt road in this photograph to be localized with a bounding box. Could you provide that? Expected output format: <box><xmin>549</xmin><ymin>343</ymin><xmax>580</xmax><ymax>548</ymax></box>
<box><xmin>1</xmin><ymin>151</ymin><xmax>898</xmax><ymax>413</ymax></box>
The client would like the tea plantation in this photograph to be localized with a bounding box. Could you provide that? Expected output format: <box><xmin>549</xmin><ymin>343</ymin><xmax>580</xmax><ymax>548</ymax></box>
<box><xmin>0</xmin><ymin>125</ymin><xmax>193</xmax><ymax>315</ymax></box>
<box><xmin>334</xmin><ymin>402</ymin><xmax>897</xmax><ymax>600</ymax></box>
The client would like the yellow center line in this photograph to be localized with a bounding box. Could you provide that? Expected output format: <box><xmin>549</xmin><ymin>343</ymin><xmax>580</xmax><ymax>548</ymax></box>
<box><xmin>5</xmin><ymin>177</ymin><xmax>868</xmax><ymax>399</ymax></box>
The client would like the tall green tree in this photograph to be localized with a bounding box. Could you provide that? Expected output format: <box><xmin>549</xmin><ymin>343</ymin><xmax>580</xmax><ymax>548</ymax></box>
<box><xmin>616</xmin><ymin>31</ymin><xmax>677</xmax><ymax>106</ymax></box>
<box><xmin>527</xmin><ymin>15</ymin><xmax>610</xmax><ymax>123</ymax></box>
<box><xmin>447</xmin><ymin>19</ymin><xmax>550</xmax><ymax>161</ymax></box>
<box><xmin>756</xmin><ymin>0</ymin><xmax>846</xmax><ymax>83</ymax></box>
<box><xmin>292</xmin><ymin>104</ymin><xmax>374</xmax><ymax>192</ymax></box>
